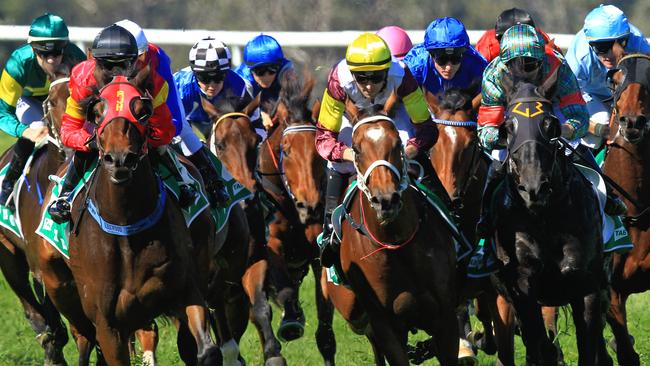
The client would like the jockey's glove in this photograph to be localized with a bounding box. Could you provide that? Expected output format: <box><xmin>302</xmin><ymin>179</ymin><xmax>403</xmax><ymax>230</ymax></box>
<box><xmin>561</xmin><ymin>123</ymin><xmax>576</xmax><ymax>140</ymax></box>
<box><xmin>477</xmin><ymin>125</ymin><xmax>500</xmax><ymax>151</ymax></box>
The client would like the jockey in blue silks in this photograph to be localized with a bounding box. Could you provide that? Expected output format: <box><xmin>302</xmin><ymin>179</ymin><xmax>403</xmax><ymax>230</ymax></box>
<box><xmin>403</xmin><ymin>17</ymin><xmax>487</xmax><ymax>102</ymax></box>
<box><xmin>234</xmin><ymin>34</ymin><xmax>295</xmax><ymax>129</ymax></box>
<box><xmin>566</xmin><ymin>4</ymin><xmax>650</xmax><ymax>151</ymax></box>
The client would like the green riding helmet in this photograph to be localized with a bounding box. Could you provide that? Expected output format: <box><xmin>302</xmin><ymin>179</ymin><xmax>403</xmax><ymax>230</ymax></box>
<box><xmin>28</xmin><ymin>13</ymin><xmax>69</xmax><ymax>52</ymax></box>
<box><xmin>499</xmin><ymin>24</ymin><xmax>545</xmax><ymax>64</ymax></box>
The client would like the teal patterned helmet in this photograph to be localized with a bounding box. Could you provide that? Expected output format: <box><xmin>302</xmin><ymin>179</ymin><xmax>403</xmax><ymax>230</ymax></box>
<box><xmin>499</xmin><ymin>24</ymin><xmax>544</xmax><ymax>64</ymax></box>
<box><xmin>28</xmin><ymin>13</ymin><xmax>69</xmax><ymax>51</ymax></box>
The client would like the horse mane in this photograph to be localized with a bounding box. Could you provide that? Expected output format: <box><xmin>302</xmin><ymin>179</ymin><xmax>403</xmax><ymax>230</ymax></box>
<box><xmin>438</xmin><ymin>87</ymin><xmax>474</xmax><ymax>113</ymax></box>
<box><xmin>212</xmin><ymin>92</ymin><xmax>251</xmax><ymax>115</ymax></box>
<box><xmin>272</xmin><ymin>72</ymin><xmax>315</xmax><ymax>122</ymax></box>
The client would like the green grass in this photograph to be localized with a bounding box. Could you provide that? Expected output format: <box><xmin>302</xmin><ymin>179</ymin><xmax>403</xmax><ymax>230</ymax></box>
<box><xmin>0</xmin><ymin>136</ymin><xmax>649</xmax><ymax>365</ymax></box>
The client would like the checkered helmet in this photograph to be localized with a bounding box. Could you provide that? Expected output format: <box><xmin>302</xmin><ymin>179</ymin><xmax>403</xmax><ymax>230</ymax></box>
<box><xmin>189</xmin><ymin>37</ymin><xmax>231</xmax><ymax>72</ymax></box>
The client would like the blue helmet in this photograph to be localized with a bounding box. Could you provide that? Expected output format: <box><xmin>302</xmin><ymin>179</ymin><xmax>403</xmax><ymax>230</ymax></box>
<box><xmin>243</xmin><ymin>34</ymin><xmax>285</xmax><ymax>68</ymax></box>
<box><xmin>583</xmin><ymin>4</ymin><xmax>630</xmax><ymax>41</ymax></box>
<box><xmin>424</xmin><ymin>17</ymin><xmax>470</xmax><ymax>50</ymax></box>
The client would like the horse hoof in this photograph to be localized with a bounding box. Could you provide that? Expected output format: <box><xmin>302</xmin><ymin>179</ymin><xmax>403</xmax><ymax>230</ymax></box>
<box><xmin>277</xmin><ymin>319</ymin><xmax>305</xmax><ymax>342</ymax></box>
<box><xmin>265</xmin><ymin>356</ymin><xmax>287</xmax><ymax>366</ymax></box>
<box><xmin>198</xmin><ymin>345</ymin><xmax>223</xmax><ymax>366</ymax></box>
<box><xmin>459</xmin><ymin>339</ymin><xmax>478</xmax><ymax>366</ymax></box>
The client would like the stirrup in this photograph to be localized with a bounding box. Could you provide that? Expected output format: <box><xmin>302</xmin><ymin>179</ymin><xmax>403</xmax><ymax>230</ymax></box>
<box><xmin>605</xmin><ymin>196</ymin><xmax>627</xmax><ymax>216</ymax></box>
<box><xmin>48</xmin><ymin>198</ymin><xmax>71</xmax><ymax>224</ymax></box>
<box><xmin>0</xmin><ymin>184</ymin><xmax>14</xmax><ymax>207</ymax></box>
<box><xmin>178</xmin><ymin>184</ymin><xmax>198</xmax><ymax>208</ymax></box>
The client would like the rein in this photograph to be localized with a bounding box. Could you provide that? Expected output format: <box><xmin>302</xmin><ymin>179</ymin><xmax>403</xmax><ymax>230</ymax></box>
<box><xmin>433</xmin><ymin>119</ymin><xmax>477</xmax><ymax>128</ymax></box>
<box><xmin>42</xmin><ymin>77</ymin><xmax>70</xmax><ymax>151</ymax></box>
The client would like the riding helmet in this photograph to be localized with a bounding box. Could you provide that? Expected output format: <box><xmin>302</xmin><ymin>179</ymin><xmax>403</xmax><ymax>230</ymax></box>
<box><xmin>499</xmin><ymin>24</ymin><xmax>545</xmax><ymax>63</ymax></box>
<box><xmin>115</xmin><ymin>19</ymin><xmax>148</xmax><ymax>55</ymax></box>
<box><xmin>495</xmin><ymin>8</ymin><xmax>535</xmax><ymax>40</ymax></box>
<box><xmin>424</xmin><ymin>17</ymin><xmax>470</xmax><ymax>50</ymax></box>
<box><xmin>583</xmin><ymin>4</ymin><xmax>630</xmax><ymax>41</ymax></box>
<box><xmin>243</xmin><ymin>34</ymin><xmax>285</xmax><ymax>68</ymax></box>
<box><xmin>189</xmin><ymin>37</ymin><xmax>232</xmax><ymax>72</ymax></box>
<box><xmin>28</xmin><ymin>13</ymin><xmax>69</xmax><ymax>52</ymax></box>
<box><xmin>376</xmin><ymin>26</ymin><xmax>413</xmax><ymax>60</ymax></box>
<box><xmin>91</xmin><ymin>24</ymin><xmax>138</xmax><ymax>60</ymax></box>
<box><xmin>345</xmin><ymin>32</ymin><xmax>392</xmax><ymax>72</ymax></box>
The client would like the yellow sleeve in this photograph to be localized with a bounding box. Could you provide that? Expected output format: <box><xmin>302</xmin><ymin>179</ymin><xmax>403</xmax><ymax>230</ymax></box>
<box><xmin>64</xmin><ymin>94</ymin><xmax>85</xmax><ymax>121</ymax></box>
<box><xmin>0</xmin><ymin>69</ymin><xmax>23</xmax><ymax>108</ymax></box>
<box><xmin>402</xmin><ymin>88</ymin><xmax>431</xmax><ymax>123</ymax></box>
<box><xmin>152</xmin><ymin>81</ymin><xmax>169</xmax><ymax>109</ymax></box>
<box><xmin>317</xmin><ymin>89</ymin><xmax>345</xmax><ymax>132</ymax></box>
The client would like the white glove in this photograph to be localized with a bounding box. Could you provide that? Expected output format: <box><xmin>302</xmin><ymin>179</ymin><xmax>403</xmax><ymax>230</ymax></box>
<box><xmin>22</xmin><ymin>121</ymin><xmax>49</xmax><ymax>143</ymax></box>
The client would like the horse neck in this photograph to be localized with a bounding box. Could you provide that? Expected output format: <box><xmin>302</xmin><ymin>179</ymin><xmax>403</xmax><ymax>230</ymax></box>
<box><xmin>93</xmin><ymin>158</ymin><xmax>160</xmax><ymax>224</ymax></box>
<box><xmin>355</xmin><ymin>188</ymin><xmax>419</xmax><ymax>243</ymax></box>
<box><xmin>431</xmin><ymin>124</ymin><xmax>477</xmax><ymax>198</ymax></box>
<box><xmin>605</xmin><ymin>139</ymin><xmax>650</xmax><ymax>210</ymax></box>
<box><xmin>258</xmin><ymin>123</ymin><xmax>284</xmax><ymax>186</ymax></box>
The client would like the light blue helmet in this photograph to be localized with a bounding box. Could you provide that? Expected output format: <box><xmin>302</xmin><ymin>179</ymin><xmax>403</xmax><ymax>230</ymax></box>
<box><xmin>423</xmin><ymin>17</ymin><xmax>470</xmax><ymax>50</ymax></box>
<box><xmin>243</xmin><ymin>34</ymin><xmax>285</xmax><ymax>68</ymax></box>
<box><xmin>583</xmin><ymin>4</ymin><xmax>630</xmax><ymax>41</ymax></box>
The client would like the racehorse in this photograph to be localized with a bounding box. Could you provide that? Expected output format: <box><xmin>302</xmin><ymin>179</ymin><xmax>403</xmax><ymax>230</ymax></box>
<box><xmin>0</xmin><ymin>64</ymin><xmax>72</xmax><ymax>366</ymax></box>
<box><xmin>36</xmin><ymin>69</ymin><xmax>221</xmax><ymax>365</ymax></box>
<box><xmin>603</xmin><ymin>53</ymin><xmax>650</xmax><ymax>366</ymax></box>
<box><xmin>202</xmin><ymin>95</ymin><xmax>287</xmax><ymax>365</ymax></box>
<box><xmin>324</xmin><ymin>105</ymin><xmax>459</xmax><ymax>365</ymax></box>
<box><xmin>255</xmin><ymin>73</ymin><xmax>336</xmax><ymax>363</ymax></box>
<box><xmin>493</xmin><ymin>74</ymin><xmax>611</xmax><ymax>366</ymax></box>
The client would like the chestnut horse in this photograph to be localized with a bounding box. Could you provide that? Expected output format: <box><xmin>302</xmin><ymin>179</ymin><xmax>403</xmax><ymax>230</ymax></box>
<box><xmin>36</xmin><ymin>72</ymin><xmax>220</xmax><ymax>365</ymax></box>
<box><xmin>494</xmin><ymin>76</ymin><xmax>611</xmax><ymax>366</ymax></box>
<box><xmin>603</xmin><ymin>53</ymin><xmax>650</xmax><ymax>366</ymax></box>
<box><xmin>0</xmin><ymin>65</ymin><xmax>71</xmax><ymax>365</ymax></box>
<box><xmin>325</xmin><ymin>106</ymin><xmax>459</xmax><ymax>365</ymax></box>
<box><xmin>203</xmin><ymin>96</ymin><xmax>287</xmax><ymax>365</ymax></box>
<box><xmin>255</xmin><ymin>73</ymin><xmax>336</xmax><ymax>363</ymax></box>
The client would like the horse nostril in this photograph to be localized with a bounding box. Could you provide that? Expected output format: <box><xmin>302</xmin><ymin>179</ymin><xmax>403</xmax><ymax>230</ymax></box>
<box><xmin>123</xmin><ymin>153</ymin><xmax>139</xmax><ymax>169</ymax></box>
<box><xmin>390</xmin><ymin>193</ymin><xmax>400</xmax><ymax>205</ymax></box>
<box><xmin>296</xmin><ymin>201</ymin><xmax>306</xmax><ymax>209</ymax></box>
<box><xmin>103</xmin><ymin>154</ymin><xmax>114</xmax><ymax>166</ymax></box>
<box><xmin>370</xmin><ymin>196</ymin><xmax>380</xmax><ymax>205</ymax></box>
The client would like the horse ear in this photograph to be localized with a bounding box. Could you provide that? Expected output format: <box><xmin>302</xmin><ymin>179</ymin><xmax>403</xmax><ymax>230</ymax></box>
<box><xmin>471</xmin><ymin>93</ymin><xmax>482</xmax><ymax>112</ymax></box>
<box><xmin>345</xmin><ymin>98</ymin><xmax>359</xmax><ymax>123</ymax></box>
<box><xmin>300</xmin><ymin>71</ymin><xmax>315</xmax><ymax>101</ymax></box>
<box><xmin>276</xmin><ymin>100</ymin><xmax>289</xmax><ymax>123</ymax></box>
<box><xmin>242</xmin><ymin>93</ymin><xmax>261</xmax><ymax>117</ymax></box>
<box><xmin>200</xmin><ymin>96</ymin><xmax>219</xmax><ymax>119</ymax></box>
<box><xmin>542</xmin><ymin>115</ymin><xmax>561</xmax><ymax>139</ymax></box>
<box><xmin>382</xmin><ymin>90</ymin><xmax>398</xmax><ymax>116</ymax></box>
<box><xmin>424</xmin><ymin>90</ymin><xmax>440</xmax><ymax>116</ymax></box>
<box><xmin>311</xmin><ymin>99</ymin><xmax>321</xmax><ymax>122</ymax></box>
<box><xmin>612</xmin><ymin>41</ymin><xmax>626</xmax><ymax>66</ymax></box>
<box><xmin>131</xmin><ymin>65</ymin><xmax>151</xmax><ymax>91</ymax></box>
<box><xmin>87</xmin><ymin>47</ymin><xmax>93</xmax><ymax>60</ymax></box>
<box><xmin>607</xmin><ymin>68</ymin><xmax>624</xmax><ymax>88</ymax></box>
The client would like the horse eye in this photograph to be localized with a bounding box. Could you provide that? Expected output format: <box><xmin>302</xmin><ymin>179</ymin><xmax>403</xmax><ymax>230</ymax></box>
<box><xmin>216</xmin><ymin>142</ymin><xmax>225</xmax><ymax>152</ymax></box>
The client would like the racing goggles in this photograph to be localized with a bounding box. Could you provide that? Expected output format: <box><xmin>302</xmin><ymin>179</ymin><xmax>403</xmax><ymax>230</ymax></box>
<box><xmin>195</xmin><ymin>71</ymin><xmax>226</xmax><ymax>84</ymax></box>
<box><xmin>589</xmin><ymin>37</ymin><xmax>628</xmax><ymax>55</ymax></box>
<box><xmin>251</xmin><ymin>64</ymin><xmax>280</xmax><ymax>76</ymax></box>
<box><xmin>352</xmin><ymin>70</ymin><xmax>387</xmax><ymax>84</ymax></box>
<box><xmin>430</xmin><ymin>47</ymin><xmax>466</xmax><ymax>65</ymax></box>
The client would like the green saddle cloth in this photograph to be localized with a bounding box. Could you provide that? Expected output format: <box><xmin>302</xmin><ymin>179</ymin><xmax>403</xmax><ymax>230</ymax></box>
<box><xmin>36</xmin><ymin>152</ymin><xmax>253</xmax><ymax>259</ymax></box>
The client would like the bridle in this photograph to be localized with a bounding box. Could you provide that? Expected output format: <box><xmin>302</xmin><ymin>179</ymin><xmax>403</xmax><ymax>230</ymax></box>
<box><xmin>42</xmin><ymin>77</ymin><xmax>70</xmax><ymax>151</ymax></box>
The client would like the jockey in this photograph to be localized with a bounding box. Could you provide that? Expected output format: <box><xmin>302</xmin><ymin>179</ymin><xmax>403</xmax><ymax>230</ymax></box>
<box><xmin>376</xmin><ymin>26</ymin><xmax>413</xmax><ymax>60</ymax></box>
<box><xmin>115</xmin><ymin>20</ymin><xmax>228</xmax><ymax>209</ymax></box>
<box><xmin>475</xmin><ymin>7</ymin><xmax>560</xmax><ymax>62</ymax></box>
<box><xmin>0</xmin><ymin>13</ymin><xmax>85</xmax><ymax>207</ymax></box>
<box><xmin>316</xmin><ymin>32</ymin><xmax>440</xmax><ymax>267</ymax></box>
<box><xmin>234</xmin><ymin>34</ymin><xmax>295</xmax><ymax>129</ymax></box>
<box><xmin>476</xmin><ymin>24</ymin><xmax>625</xmax><ymax>239</ymax></box>
<box><xmin>566</xmin><ymin>4</ymin><xmax>650</xmax><ymax>151</ymax></box>
<box><xmin>403</xmin><ymin>17</ymin><xmax>487</xmax><ymax>101</ymax></box>
<box><xmin>47</xmin><ymin>25</ymin><xmax>177</xmax><ymax>223</ymax></box>
<box><xmin>175</xmin><ymin>37</ymin><xmax>260</xmax><ymax>139</ymax></box>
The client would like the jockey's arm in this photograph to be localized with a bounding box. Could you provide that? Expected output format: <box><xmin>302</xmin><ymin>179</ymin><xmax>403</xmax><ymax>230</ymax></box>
<box><xmin>147</xmin><ymin>78</ymin><xmax>175</xmax><ymax>147</ymax></box>
<box><xmin>477</xmin><ymin>68</ymin><xmax>507</xmax><ymax>151</ymax></box>
<box><xmin>0</xmin><ymin>64</ymin><xmax>28</xmax><ymax>138</ymax></box>
<box><xmin>153</xmin><ymin>46</ymin><xmax>184</xmax><ymax>136</ymax></box>
<box><xmin>556</xmin><ymin>63</ymin><xmax>589</xmax><ymax>140</ymax></box>
<box><xmin>315</xmin><ymin>87</ymin><xmax>349</xmax><ymax>162</ymax></box>
<box><xmin>397</xmin><ymin>67</ymin><xmax>438</xmax><ymax>154</ymax></box>
<box><xmin>61</xmin><ymin>89</ymin><xmax>92</xmax><ymax>152</ymax></box>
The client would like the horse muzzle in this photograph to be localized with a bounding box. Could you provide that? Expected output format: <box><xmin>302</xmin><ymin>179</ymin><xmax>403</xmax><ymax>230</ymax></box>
<box><xmin>102</xmin><ymin>151</ymin><xmax>140</xmax><ymax>184</ymax></box>
<box><xmin>370</xmin><ymin>192</ymin><xmax>403</xmax><ymax>223</ymax></box>
<box><xmin>517</xmin><ymin>180</ymin><xmax>552</xmax><ymax>212</ymax></box>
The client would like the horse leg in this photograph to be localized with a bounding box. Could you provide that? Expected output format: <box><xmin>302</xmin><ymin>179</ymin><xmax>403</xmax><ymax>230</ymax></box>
<box><xmin>607</xmin><ymin>288</ymin><xmax>640</xmax><ymax>366</ymax></box>
<box><xmin>491</xmin><ymin>294</ymin><xmax>516</xmax><ymax>366</ymax></box>
<box><xmin>455</xmin><ymin>302</ymin><xmax>477</xmax><ymax>365</ymax></box>
<box><xmin>182</xmin><ymin>302</ymin><xmax>222</xmax><ymax>366</ymax></box>
<box><xmin>571</xmin><ymin>291</ymin><xmax>612</xmax><ymax>366</ymax></box>
<box><xmin>541</xmin><ymin>307</ymin><xmax>565</xmax><ymax>366</ymax></box>
<box><xmin>0</xmin><ymin>240</ymin><xmax>68</xmax><ymax>365</ymax></box>
<box><xmin>431</xmin><ymin>297</ymin><xmax>461</xmax><ymax>366</ymax></box>
<box><xmin>210</xmin><ymin>288</ymin><xmax>245</xmax><ymax>366</ymax></box>
<box><xmin>242</xmin><ymin>258</ymin><xmax>287</xmax><ymax>366</ymax></box>
<box><xmin>312</xmin><ymin>261</ymin><xmax>336</xmax><ymax>365</ymax></box>
<box><xmin>366</xmin><ymin>314</ymin><xmax>409</xmax><ymax>366</ymax></box>
<box><xmin>509</xmin><ymin>294</ymin><xmax>548</xmax><ymax>366</ymax></box>
<box><xmin>93</xmin><ymin>321</ymin><xmax>130</xmax><ymax>366</ymax></box>
<box><xmin>366</xmin><ymin>329</ymin><xmax>386</xmax><ymax>366</ymax></box>
<box><xmin>474</xmin><ymin>292</ymin><xmax>498</xmax><ymax>355</ymax></box>
<box><xmin>135</xmin><ymin>321</ymin><xmax>158</xmax><ymax>366</ymax></box>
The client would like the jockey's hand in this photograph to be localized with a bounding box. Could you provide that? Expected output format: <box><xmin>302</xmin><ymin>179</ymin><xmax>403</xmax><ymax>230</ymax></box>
<box><xmin>343</xmin><ymin>148</ymin><xmax>355</xmax><ymax>162</ymax></box>
<box><xmin>22</xmin><ymin>121</ymin><xmax>49</xmax><ymax>143</ymax></box>
<box><xmin>85</xmin><ymin>135</ymin><xmax>98</xmax><ymax>151</ymax></box>
<box><xmin>589</xmin><ymin>120</ymin><xmax>611</xmax><ymax>137</ymax></box>
<box><xmin>561</xmin><ymin>123</ymin><xmax>576</xmax><ymax>140</ymax></box>
<box><xmin>261</xmin><ymin>111</ymin><xmax>274</xmax><ymax>129</ymax></box>
<box><xmin>405</xmin><ymin>144</ymin><xmax>418</xmax><ymax>159</ymax></box>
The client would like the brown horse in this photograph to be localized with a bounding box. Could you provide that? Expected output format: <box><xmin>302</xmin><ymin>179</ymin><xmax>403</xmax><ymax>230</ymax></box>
<box><xmin>603</xmin><ymin>53</ymin><xmax>650</xmax><ymax>366</ymax></box>
<box><xmin>324</xmin><ymin>106</ymin><xmax>459</xmax><ymax>365</ymax></box>
<box><xmin>203</xmin><ymin>95</ymin><xmax>287</xmax><ymax>365</ymax></box>
<box><xmin>256</xmin><ymin>74</ymin><xmax>335</xmax><ymax>363</ymax></box>
<box><xmin>0</xmin><ymin>65</ymin><xmax>73</xmax><ymax>365</ymax></box>
<box><xmin>36</xmin><ymin>71</ymin><xmax>221</xmax><ymax>365</ymax></box>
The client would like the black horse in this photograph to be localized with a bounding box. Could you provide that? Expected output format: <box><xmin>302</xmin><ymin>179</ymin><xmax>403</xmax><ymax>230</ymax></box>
<box><xmin>491</xmin><ymin>75</ymin><xmax>612</xmax><ymax>366</ymax></box>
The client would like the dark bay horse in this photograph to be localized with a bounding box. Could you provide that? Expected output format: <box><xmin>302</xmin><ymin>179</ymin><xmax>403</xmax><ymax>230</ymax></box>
<box><xmin>36</xmin><ymin>72</ymin><xmax>220</xmax><ymax>365</ymax></box>
<box><xmin>603</xmin><ymin>53</ymin><xmax>650</xmax><ymax>366</ymax></box>
<box><xmin>255</xmin><ymin>74</ymin><xmax>336</xmax><ymax>363</ymax></box>
<box><xmin>203</xmin><ymin>96</ymin><xmax>287</xmax><ymax>366</ymax></box>
<box><xmin>0</xmin><ymin>65</ymin><xmax>72</xmax><ymax>365</ymax></box>
<box><xmin>325</xmin><ymin>107</ymin><xmax>459</xmax><ymax>365</ymax></box>
<box><xmin>493</xmin><ymin>76</ymin><xmax>611</xmax><ymax>366</ymax></box>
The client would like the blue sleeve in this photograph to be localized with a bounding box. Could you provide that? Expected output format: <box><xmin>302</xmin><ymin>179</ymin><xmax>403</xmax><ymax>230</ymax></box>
<box><xmin>628</xmin><ymin>25</ymin><xmax>650</xmax><ymax>54</ymax></box>
<box><xmin>155</xmin><ymin>48</ymin><xmax>184</xmax><ymax>136</ymax></box>
<box><xmin>403</xmin><ymin>46</ymin><xmax>427</xmax><ymax>87</ymax></box>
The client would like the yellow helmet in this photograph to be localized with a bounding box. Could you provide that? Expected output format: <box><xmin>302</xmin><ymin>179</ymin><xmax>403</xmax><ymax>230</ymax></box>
<box><xmin>346</xmin><ymin>33</ymin><xmax>392</xmax><ymax>72</ymax></box>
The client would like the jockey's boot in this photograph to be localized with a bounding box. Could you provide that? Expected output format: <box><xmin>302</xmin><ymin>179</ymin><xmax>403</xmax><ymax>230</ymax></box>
<box><xmin>476</xmin><ymin>161</ymin><xmax>505</xmax><ymax>240</ymax></box>
<box><xmin>48</xmin><ymin>151</ymin><xmax>94</xmax><ymax>224</ymax></box>
<box><xmin>319</xmin><ymin>168</ymin><xmax>345</xmax><ymax>268</ymax></box>
<box><xmin>151</xmin><ymin>147</ymin><xmax>196</xmax><ymax>208</ymax></box>
<box><xmin>188</xmin><ymin>145</ymin><xmax>229</xmax><ymax>208</ymax></box>
<box><xmin>605</xmin><ymin>194</ymin><xmax>628</xmax><ymax>216</ymax></box>
<box><xmin>0</xmin><ymin>138</ymin><xmax>33</xmax><ymax>207</ymax></box>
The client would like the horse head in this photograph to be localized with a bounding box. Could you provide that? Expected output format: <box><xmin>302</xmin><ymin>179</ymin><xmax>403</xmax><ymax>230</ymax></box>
<box><xmin>428</xmin><ymin>86</ymin><xmax>482</xmax><ymax>208</ymax></box>
<box><xmin>87</xmin><ymin>67</ymin><xmax>153</xmax><ymax>184</ymax></box>
<box><xmin>268</xmin><ymin>72</ymin><xmax>324</xmax><ymax>223</ymax></box>
<box><xmin>44</xmin><ymin>63</ymin><xmax>73</xmax><ymax>152</ymax></box>
<box><xmin>502</xmin><ymin>73</ymin><xmax>563</xmax><ymax>212</ymax></box>
<box><xmin>349</xmin><ymin>105</ymin><xmax>408</xmax><ymax>223</ymax></box>
<box><xmin>608</xmin><ymin>54</ymin><xmax>650</xmax><ymax>144</ymax></box>
<box><xmin>203</xmin><ymin>94</ymin><xmax>259</xmax><ymax>192</ymax></box>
